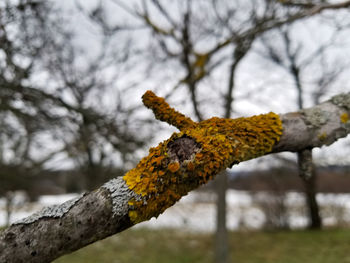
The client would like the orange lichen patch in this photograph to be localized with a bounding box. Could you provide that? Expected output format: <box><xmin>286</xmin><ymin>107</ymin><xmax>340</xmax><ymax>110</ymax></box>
<box><xmin>123</xmin><ymin>91</ymin><xmax>283</xmax><ymax>224</ymax></box>
<box><xmin>187</xmin><ymin>162</ymin><xmax>195</xmax><ymax>171</ymax></box>
<box><xmin>340</xmin><ymin>113</ymin><xmax>349</xmax><ymax>123</ymax></box>
<box><xmin>152</xmin><ymin>156</ymin><xmax>164</xmax><ymax>166</ymax></box>
<box><xmin>195</xmin><ymin>152</ymin><xmax>204</xmax><ymax>160</ymax></box>
<box><xmin>168</xmin><ymin>162</ymin><xmax>180</xmax><ymax>173</ymax></box>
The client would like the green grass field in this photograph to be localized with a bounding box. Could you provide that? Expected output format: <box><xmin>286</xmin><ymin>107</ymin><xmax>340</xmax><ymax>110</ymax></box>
<box><xmin>54</xmin><ymin>228</ymin><xmax>350</xmax><ymax>263</ymax></box>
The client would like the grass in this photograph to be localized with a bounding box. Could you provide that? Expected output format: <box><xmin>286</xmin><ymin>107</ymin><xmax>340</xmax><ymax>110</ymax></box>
<box><xmin>53</xmin><ymin>228</ymin><xmax>350</xmax><ymax>263</ymax></box>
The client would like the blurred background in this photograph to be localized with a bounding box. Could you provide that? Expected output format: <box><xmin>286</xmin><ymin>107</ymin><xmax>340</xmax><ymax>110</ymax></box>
<box><xmin>1</xmin><ymin>0</ymin><xmax>350</xmax><ymax>262</ymax></box>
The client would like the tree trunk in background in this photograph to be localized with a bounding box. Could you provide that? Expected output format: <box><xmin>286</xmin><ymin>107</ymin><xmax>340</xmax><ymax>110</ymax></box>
<box><xmin>295</xmin><ymin>86</ymin><xmax>322</xmax><ymax>229</ymax></box>
<box><xmin>292</xmin><ymin>59</ymin><xmax>322</xmax><ymax>230</ymax></box>
<box><xmin>215</xmin><ymin>171</ymin><xmax>229</xmax><ymax>263</ymax></box>
<box><xmin>298</xmin><ymin>150</ymin><xmax>322</xmax><ymax>229</ymax></box>
<box><xmin>304</xmin><ymin>176</ymin><xmax>322</xmax><ymax>229</ymax></box>
<box><xmin>214</xmin><ymin>40</ymin><xmax>253</xmax><ymax>262</ymax></box>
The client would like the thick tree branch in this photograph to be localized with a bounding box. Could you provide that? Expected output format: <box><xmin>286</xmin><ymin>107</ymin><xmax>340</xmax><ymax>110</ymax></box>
<box><xmin>273</xmin><ymin>93</ymin><xmax>350</xmax><ymax>152</ymax></box>
<box><xmin>1</xmin><ymin>91</ymin><xmax>349</xmax><ymax>263</ymax></box>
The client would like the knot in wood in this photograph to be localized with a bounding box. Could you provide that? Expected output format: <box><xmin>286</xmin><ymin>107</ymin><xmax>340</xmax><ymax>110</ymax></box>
<box><xmin>167</xmin><ymin>135</ymin><xmax>200</xmax><ymax>163</ymax></box>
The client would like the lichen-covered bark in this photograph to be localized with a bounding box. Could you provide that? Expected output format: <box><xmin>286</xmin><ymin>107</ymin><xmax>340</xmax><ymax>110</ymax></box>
<box><xmin>0</xmin><ymin>91</ymin><xmax>349</xmax><ymax>263</ymax></box>
<box><xmin>124</xmin><ymin>91</ymin><xmax>282</xmax><ymax>223</ymax></box>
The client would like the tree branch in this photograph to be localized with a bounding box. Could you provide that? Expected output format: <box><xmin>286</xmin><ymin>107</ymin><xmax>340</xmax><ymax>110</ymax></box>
<box><xmin>1</xmin><ymin>91</ymin><xmax>350</xmax><ymax>263</ymax></box>
<box><xmin>273</xmin><ymin>93</ymin><xmax>350</xmax><ymax>152</ymax></box>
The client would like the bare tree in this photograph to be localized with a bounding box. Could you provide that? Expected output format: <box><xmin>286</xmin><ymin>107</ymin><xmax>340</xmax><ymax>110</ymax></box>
<box><xmin>0</xmin><ymin>0</ymin><xmax>151</xmax><ymax>222</ymax></box>
<box><xmin>258</xmin><ymin>22</ymin><xmax>348</xmax><ymax>228</ymax></box>
<box><xmin>40</xmin><ymin>15</ymin><xmax>149</xmax><ymax>190</ymax></box>
<box><xmin>0</xmin><ymin>0</ymin><xmax>73</xmax><ymax>223</ymax></box>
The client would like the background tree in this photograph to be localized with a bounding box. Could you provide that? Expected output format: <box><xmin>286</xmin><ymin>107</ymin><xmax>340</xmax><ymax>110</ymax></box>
<box><xmin>40</xmin><ymin>6</ymin><xmax>149</xmax><ymax>190</ymax></box>
<box><xmin>257</xmin><ymin>21</ymin><xmax>349</xmax><ymax>228</ymax></box>
<box><xmin>0</xmin><ymin>0</ymin><xmax>151</xmax><ymax>223</ymax></box>
<box><xmin>0</xmin><ymin>0</ymin><xmax>69</xmax><ymax>224</ymax></box>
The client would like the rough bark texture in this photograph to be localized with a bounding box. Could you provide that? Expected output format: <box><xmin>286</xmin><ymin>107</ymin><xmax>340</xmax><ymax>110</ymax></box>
<box><xmin>0</xmin><ymin>92</ymin><xmax>349</xmax><ymax>263</ymax></box>
<box><xmin>273</xmin><ymin>93</ymin><xmax>350</xmax><ymax>152</ymax></box>
<box><xmin>0</xmin><ymin>178</ymin><xmax>134</xmax><ymax>263</ymax></box>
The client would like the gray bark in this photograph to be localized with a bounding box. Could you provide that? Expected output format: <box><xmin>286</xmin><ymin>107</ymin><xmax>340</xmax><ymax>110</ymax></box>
<box><xmin>0</xmin><ymin>178</ymin><xmax>135</xmax><ymax>263</ymax></box>
<box><xmin>0</xmin><ymin>93</ymin><xmax>349</xmax><ymax>263</ymax></box>
<box><xmin>272</xmin><ymin>93</ymin><xmax>350</xmax><ymax>152</ymax></box>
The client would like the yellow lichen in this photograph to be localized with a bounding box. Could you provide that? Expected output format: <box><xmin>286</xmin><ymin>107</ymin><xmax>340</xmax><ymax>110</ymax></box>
<box><xmin>194</xmin><ymin>53</ymin><xmax>209</xmax><ymax>69</ymax></box>
<box><xmin>340</xmin><ymin>113</ymin><xmax>349</xmax><ymax>123</ymax></box>
<box><xmin>123</xmin><ymin>90</ymin><xmax>283</xmax><ymax>224</ymax></box>
<box><xmin>318</xmin><ymin>132</ymin><xmax>327</xmax><ymax>141</ymax></box>
<box><xmin>142</xmin><ymin>90</ymin><xmax>195</xmax><ymax>130</ymax></box>
<box><xmin>192</xmin><ymin>52</ymin><xmax>209</xmax><ymax>81</ymax></box>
